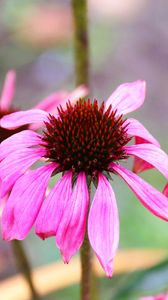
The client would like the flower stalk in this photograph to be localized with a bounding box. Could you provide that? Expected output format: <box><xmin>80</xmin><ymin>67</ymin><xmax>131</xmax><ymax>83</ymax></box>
<box><xmin>80</xmin><ymin>233</ymin><xmax>92</xmax><ymax>300</ymax></box>
<box><xmin>12</xmin><ymin>240</ymin><xmax>40</xmax><ymax>300</ymax></box>
<box><xmin>71</xmin><ymin>0</ymin><xmax>89</xmax><ymax>86</ymax></box>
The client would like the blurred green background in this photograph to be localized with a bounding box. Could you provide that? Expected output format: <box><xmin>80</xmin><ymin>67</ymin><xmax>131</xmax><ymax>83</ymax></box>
<box><xmin>0</xmin><ymin>0</ymin><xmax>168</xmax><ymax>299</ymax></box>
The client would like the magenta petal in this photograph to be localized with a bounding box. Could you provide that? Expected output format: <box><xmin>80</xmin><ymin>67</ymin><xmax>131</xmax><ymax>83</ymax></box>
<box><xmin>125</xmin><ymin>118</ymin><xmax>160</xmax><ymax>174</ymax></box>
<box><xmin>65</xmin><ymin>85</ymin><xmax>89</xmax><ymax>106</ymax></box>
<box><xmin>0</xmin><ymin>130</ymin><xmax>44</xmax><ymax>161</ymax></box>
<box><xmin>124</xmin><ymin>144</ymin><xmax>168</xmax><ymax>179</ymax></box>
<box><xmin>88</xmin><ymin>173</ymin><xmax>119</xmax><ymax>277</ymax></box>
<box><xmin>56</xmin><ymin>172</ymin><xmax>89</xmax><ymax>263</ymax></box>
<box><xmin>35</xmin><ymin>171</ymin><xmax>72</xmax><ymax>239</ymax></box>
<box><xmin>0</xmin><ymin>70</ymin><xmax>16</xmax><ymax>110</ymax></box>
<box><xmin>0</xmin><ymin>147</ymin><xmax>46</xmax><ymax>197</ymax></box>
<box><xmin>132</xmin><ymin>137</ymin><xmax>154</xmax><ymax>174</ymax></box>
<box><xmin>125</xmin><ymin>118</ymin><xmax>160</xmax><ymax>147</ymax></box>
<box><xmin>0</xmin><ymin>109</ymin><xmax>49</xmax><ymax>129</ymax></box>
<box><xmin>163</xmin><ymin>183</ymin><xmax>168</xmax><ymax>197</ymax></box>
<box><xmin>111</xmin><ymin>163</ymin><xmax>168</xmax><ymax>221</ymax></box>
<box><xmin>34</xmin><ymin>85</ymin><xmax>88</xmax><ymax>113</ymax></box>
<box><xmin>133</xmin><ymin>156</ymin><xmax>154</xmax><ymax>174</ymax></box>
<box><xmin>105</xmin><ymin>80</ymin><xmax>146</xmax><ymax>115</ymax></box>
<box><xmin>34</xmin><ymin>91</ymin><xmax>68</xmax><ymax>112</ymax></box>
<box><xmin>2</xmin><ymin>163</ymin><xmax>57</xmax><ymax>241</ymax></box>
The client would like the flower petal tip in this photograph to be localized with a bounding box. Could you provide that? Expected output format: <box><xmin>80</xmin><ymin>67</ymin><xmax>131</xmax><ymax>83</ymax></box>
<box><xmin>36</xmin><ymin>232</ymin><xmax>46</xmax><ymax>240</ymax></box>
<box><xmin>2</xmin><ymin>231</ymin><xmax>24</xmax><ymax>241</ymax></box>
<box><xmin>135</xmin><ymin>79</ymin><xmax>146</xmax><ymax>98</ymax></box>
<box><xmin>2</xmin><ymin>233</ymin><xmax>12</xmax><ymax>241</ymax></box>
<box><xmin>135</xmin><ymin>79</ymin><xmax>146</xmax><ymax>89</ymax></box>
<box><xmin>62</xmin><ymin>253</ymin><xmax>70</xmax><ymax>264</ymax></box>
<box><xmin>104</xmin><ymin>263</ymin><xmax>113</xmax><ymax>278</ymax></box>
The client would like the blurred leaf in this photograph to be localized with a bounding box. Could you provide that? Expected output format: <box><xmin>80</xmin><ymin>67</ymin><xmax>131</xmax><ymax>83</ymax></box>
<box><xmin>104</xmin><ymin>257</ymin><xmax>168</xmax><ymax>299</ymax></box>
<box><xmin>43</xmin><ymin>284</ymin><xmax>79</xmax><ymax>300</ymax></box>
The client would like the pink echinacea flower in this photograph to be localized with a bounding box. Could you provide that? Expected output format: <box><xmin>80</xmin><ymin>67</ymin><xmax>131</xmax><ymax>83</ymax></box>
<box><xmin>0</xmin><ymin>70</ymin><xmax>88</xmax><ymax>206</ymax></box>
<box><xmin>1</xmin><ymin>80</ymin><xmax>168</xmax><ymax>277</ymax></box>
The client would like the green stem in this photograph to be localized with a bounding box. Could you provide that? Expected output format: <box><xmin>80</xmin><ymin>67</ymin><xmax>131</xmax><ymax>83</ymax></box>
<box><xmin>80</xmin><ymin>182</ymin><xmax>99</xmax><ymax>300</ymax></box>
<box><xmin>12</xmin><ymin>240</ymin><xmax>40</xmax><ymax>300</ymax></box>
<box><xmin>80</xmin><ymin>233</ymin><xmax>92</xmax><ymax>300</ymax></box>
<box><xmin>71</xmin><ymin>0</ymin><xmax>89</xmax><ymax>86</ymax></box>
<box><xmin>80</xmin><ymin>228</ymin><xmax>99</xmax><ymax>300</ymax></box>
<box><xmin>80</xmin><ymin>235</ymin><xmax>92</xmax><ymax>300</ymax></box>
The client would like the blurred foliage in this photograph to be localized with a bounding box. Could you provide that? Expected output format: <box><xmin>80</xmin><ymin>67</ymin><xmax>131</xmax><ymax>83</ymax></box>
<box><xmin>3</xmin><ymin>0</ymin><xmax>35</xmax><ymax>28</ymax></box>
<box><xmin>102</xmin><ymin>258</ymin><xmax>168</xmax><ymax>299</ymax></box>
<box><xmin>41</xmin><ymin>257</ymin><xmax>168</xmax><ymax>300</ymax></box>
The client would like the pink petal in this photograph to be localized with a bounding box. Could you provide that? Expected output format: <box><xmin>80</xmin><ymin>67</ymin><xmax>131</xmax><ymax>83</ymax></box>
<box><xmin>0</xmin><ymin>70</ymin><xmax>16</xmax><ymax>110</ymax></box>
<box><xmin>35</xmin><ymin>171</ymin><xmax>72</xmax><ymax>239</ymax></box>
<box><xmin>0</xmin><ymin>109</ymin><xmax>49</xmax><ymax>129</ymax></box>
<box><xmin>34</xmin><ymin>91</ymin><xmax>68</xmax><ymax>112</ymax></box>
<box><xmin>88</xmin><ymin>173</ymin><xmax>119</xmax><ymax>277</ymax></box>
<box><xmin>111</xmin><ymin>163</ymin><xmax>168</xmax><ymax>221</ymax></box>
<box><xmin>56</xmin><ymin>172</ymin><xmax>89</xmax><ymax>263</ymax></box>
<box><xmin>125</xmin><ymin>117</ymin><xmax>160</xmax><ymax>174</ymax></box>
<box><xmin>125</xmin><ymin>118</ymin><xmax>160</xmax><ymax>147</ymax></box>
<box><xmin>133</xmin><ymin>156</ymin><xmax>154</xmax><ymax>174</ymax></box>
<box><xmin>132</xmin><ymin>137</ymin><xmax>155</xmax><ymax>174</ymax></box>
<box><xmin>66</xmin><ymin>85</ymin><xmax>88</xmax><ymax>106</ymax></box>
<box><xmin>124</xmin><ymin>144</ymin><xmax>168</xmax><ymax>179</ymax></box>
<box><xmin>0</xmin><ymin>193</ymin><xmax>9</xmax><ymax>218</ymax></box>
<box><xmin>2</xmin><ymin>163</ymin><xmax>57</xmax><ymax>241</ymax></box>
<box><xmin>34</xmin><ymin>85</ymin><xmax>88</xmax><ymax>113</ymax></box>
<box><xmin>163</xmin><ymin>183</ymin><xmax>168</xmax><ymax>197</ymax></box>
<box><xmin>105</xmin><ymin>80</ymin><xmax>146</xmax><ymax>115</ymax></box>
<box><xmin>0</xmin><ymin>147</ymin><xmax>46</xmax><ymax>197</ymax></box>
<box><xmin>0</xmin><ymin>130</ymin><xmax>44</xmax><ymax>161</ymax></box>
<box><xmin>125</xmin><ymin>116</ymin><xmax>160</xmax><ymax>174</ymax></box>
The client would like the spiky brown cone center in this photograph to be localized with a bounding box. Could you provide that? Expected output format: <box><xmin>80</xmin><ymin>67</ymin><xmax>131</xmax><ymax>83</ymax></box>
<box><xmin>42</xmin><ymin>99</ymin><xmax>131</xmax><ymax>176</ymax></box>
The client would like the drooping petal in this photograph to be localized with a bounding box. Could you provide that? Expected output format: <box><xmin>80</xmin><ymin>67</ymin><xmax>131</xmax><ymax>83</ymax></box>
<box><xmin>125</xmin><ymin>118</ymin><xmax>160</xmax><ymax>147</ymax></box>
<box><xmin>0</xmin><ymin>130</ymin><xmax>44</xmax><ymax>161</ymax></box>
<box><xmin>56</xmin><ymin>172</ymin><xmax>89</xmax><ymax>263</ymax></box>
<box><xmin>0</xmin><ymin>147</ymin><xmax>46</xmax><ymax>197</ymax></box>
<box><xmin>2</xmin><ymin>163</ymin><xmax>57</xmax><ymax>241</ymax></box>
<box><xmin>35</xmin><ymin>171</ymin><xmax>72</xmax><ymax>239</ymax></box>
<box><xmin>105</xmin><ymin>80</ymin><xmax>146</xmax><ymax>115</ymax></box>
<box><xmin>0</xmin><ymin>109</ymin><xmax>49</xmax><ymax>129</ymax></box>
<box><xmin>124</xmin><ymin>144</ymin><xmax>168</xmax><ymax>179</ymax></box>
<box><xmin>88</xmin><ymin>173</ymin><xmax>119</xmax><ymax>277</ymax></box>
<box><xmin>0</xmin><ymin>70</ymin><xmax>16</xmax><ymax>110</ymax></box>
<box><xmin>163</xmin><ymin>183</ymin><xmax>168</xmax><ymax>197</ymax></box>
<box><xmin>111</xmin><ymin>163</ymin><xmax>168</xmax><ymax>221</ymax></box>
